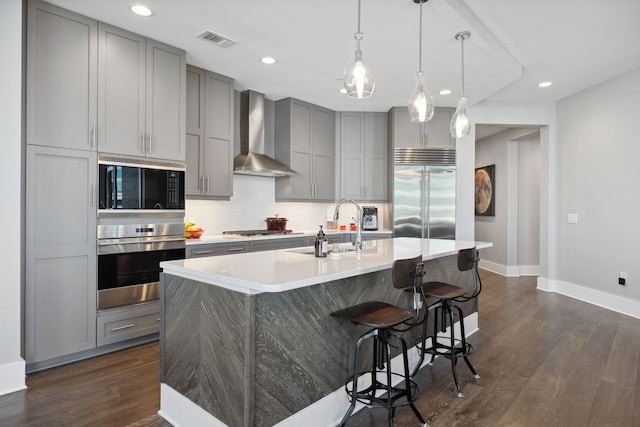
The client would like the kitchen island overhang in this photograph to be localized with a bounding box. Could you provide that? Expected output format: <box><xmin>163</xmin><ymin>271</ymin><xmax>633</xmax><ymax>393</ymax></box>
<box><xmin>159</xmin><ymin>238</ymin><xmax>491</xmax><ymax>427</ymax></box>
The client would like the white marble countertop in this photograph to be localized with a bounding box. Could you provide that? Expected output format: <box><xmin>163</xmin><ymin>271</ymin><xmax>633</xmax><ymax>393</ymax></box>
<box><xmin>185</xmin><ymin>229</ymin><xmax>393</xmax><ymax>245</ymax></box>
<box><xmin>161</xmin><ymin>237</ymin><xmax>492</xmax><ymax>294</ymax></box>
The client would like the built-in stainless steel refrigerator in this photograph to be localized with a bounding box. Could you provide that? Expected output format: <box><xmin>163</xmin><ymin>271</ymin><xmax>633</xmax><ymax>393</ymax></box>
<box><xmin>393</xmin><ymin>148</ymin><xmax>456</xmax><ymax>239</ymax></box>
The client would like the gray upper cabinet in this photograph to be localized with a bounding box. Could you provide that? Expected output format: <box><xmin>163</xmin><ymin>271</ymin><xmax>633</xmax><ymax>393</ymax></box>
<box><xmin>340</xmin><ymin>112</ymin><xmax>388</xmax><ymax>202</ymax></box>
<box><xmin>27</xmin><ymin>1</ymin><xmax>98</xmax><ymax>151</ymax></box>
<box><xmin>389</xmin><ymin>107</ymin><xmax>454</xmax><ymax>149</ymax></box>
<box><xmin>25</xmin><ymin>145</ymin><xmax>97</xmax><ymax>366</ymax></box>
<box><xmin>275</xmin><ymin>98</ymin><xmax>335</xmax><ymax>202</ymax></box>
<box><xmin>97</xmin><ymin>24</ymin><xmax>186</xmax><ymax>161</ymax></box>
<box><xmin>185</xmin><ymin>65</ymin><xmax>234</xmax><ymax>198</ymax></box>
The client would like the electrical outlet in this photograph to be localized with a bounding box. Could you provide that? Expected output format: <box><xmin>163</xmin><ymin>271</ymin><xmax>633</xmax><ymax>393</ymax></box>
<box><xmin>619</xmin><ymin>272</ymin><xmax>628</xmax><ymax>286</ymax></box>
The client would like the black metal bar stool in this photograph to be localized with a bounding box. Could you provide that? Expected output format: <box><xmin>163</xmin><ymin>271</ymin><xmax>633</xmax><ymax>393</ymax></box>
<box><xmin>331</xmin><ymin>255</ymin><xmax>428</xmax><ymax>427</ymax></box>
<box><xmin>411</xmin><ymin>247</ymin><xmax>482</xmax><ymax>397</ymax></box>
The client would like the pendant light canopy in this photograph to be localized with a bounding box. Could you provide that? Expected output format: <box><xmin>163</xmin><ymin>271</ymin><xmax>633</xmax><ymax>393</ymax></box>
<box><xmin>344</xmin><ymin>0</ymin><xmax>375</xmax><ymax>99</ymax></box>
<box><xmin>450</xmin><ymin>31</ymin><xmax>472</xmax><ymax>138</ymax></box>
<box><xmin>408</xmin><ymin>0</ymin><xmax>434</xmax><ymax>123</ymax></box>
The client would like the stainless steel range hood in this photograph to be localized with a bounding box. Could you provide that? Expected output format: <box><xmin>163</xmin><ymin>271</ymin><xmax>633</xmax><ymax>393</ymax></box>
<box><xmin>234</xmin><ymin>90</ymin><xmax>297</xmax><ymax>177</ymax></box>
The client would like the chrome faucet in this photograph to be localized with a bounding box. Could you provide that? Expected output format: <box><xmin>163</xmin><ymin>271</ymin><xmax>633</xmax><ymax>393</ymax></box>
<box><xmin>333</xmin><ymin>198</ymin><xmax>362</xmax><ymax>253</ymax></box>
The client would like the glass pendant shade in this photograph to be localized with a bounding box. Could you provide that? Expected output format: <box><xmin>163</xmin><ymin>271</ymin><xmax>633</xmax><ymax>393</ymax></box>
<box><xmin>344</xmin><ymin>42</ymin><xmax>375</xmax><ymax>99</ymax></box>
<box><xmin>450</xmin><ymin>96</ymin><xmax>471</xmax><ymax>137</ymax></box>
<box><xmin>408</xmin><ymin>72</ymin><xmax>434</xmax><ymax>122</ymax></box>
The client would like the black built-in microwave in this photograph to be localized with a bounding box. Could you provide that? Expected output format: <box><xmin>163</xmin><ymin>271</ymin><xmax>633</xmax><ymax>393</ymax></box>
<box><xmin>98</xmin><ymin>156</ymin><xmax>185</xmax><ymax>213</ymax></box>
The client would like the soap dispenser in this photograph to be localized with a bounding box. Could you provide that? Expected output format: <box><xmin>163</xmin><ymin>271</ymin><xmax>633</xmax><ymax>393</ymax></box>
<box><xmin>314</xmin><ymin>225</ymin><xmax>328</xmax><ymax>257</ymax></box>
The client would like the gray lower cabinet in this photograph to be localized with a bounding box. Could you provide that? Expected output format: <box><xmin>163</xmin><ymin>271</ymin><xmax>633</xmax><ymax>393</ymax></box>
<box><xmin>97</xmin><ymin>301</ymin><xmax>160</xmax><ymax>347</ymax></box>
<box><xmin>250</xmin><ymin>238</ymin><xmax>307</xmax><ymax>252</ymax></box>
<box><xmin>188</xmin><ymin>242</ymin><xmax>250</xmax><ymax>258</ymax></box>
<box><xmin>97</xmin><ymin>23</ymin><xmax>186</xmax><ymax>161</ymax></box>
<box><xmin>275</xmin><ymin>98</ymin><xmax>335</xmax><ymax>202</ymax></box>
<box><xmin>340</xmin><ymin>112</ymin><xmax>388</xmax><ymax>202</ymax></box>
<box><xmin>186</xmin><ymin>66</ymin><xmax>234</xmax><ymax>198</ymax></box>
<box><xmin>25</xmin><ymin>145</ymin><xmax>97</xmax><ymax>365</ymax></box>
<box><xmin>26</xmin><ymin>0</ymin><xmax>98</xmax><ymax>151</ymax></box>
<box><xmin>389</xmin><ymin>107</ymin><xmax>454</xmax><ymax>149</ymax></box>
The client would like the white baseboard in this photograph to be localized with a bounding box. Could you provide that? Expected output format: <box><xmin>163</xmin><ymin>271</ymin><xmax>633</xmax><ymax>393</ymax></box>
<box><xmin>161</xmin><ymin>313</ymin><xmax>478</xmax><ymax>427</ymax></box>
<box><xmin>0</xmin><ymin>359</ymin><xmax>26</xmax><ymax>397</ymax></box>
<box><xmin>479</xmin><ymin>260</ymin><xmax>539</xmax><ymax>277</ymax></box>
<box><xmin>537</xmin><ymin>278</ymin><xmax>640</xmax><ymax>320</ymax></box>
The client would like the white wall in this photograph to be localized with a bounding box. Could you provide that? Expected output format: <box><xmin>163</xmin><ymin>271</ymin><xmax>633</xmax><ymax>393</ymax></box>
<box><xmin>0</xmin><ymin>0</ymin><xmax>26</xmax><ymax>396</ymax></box>
<box><xmin>186</xmin><ymin>175</ymin><xmax>388</xmax><ymax>235</ymax></box>
<box><xmin>474</xmin><ymin>128</ymin><xmax>539</xmax><ymax>275</ymax></box>
<box><xmin>518</xmin><ymin>133</ymin><xmax>540</xmax><ymax>271</ymax></box>
<box><xmin>556</xmin><ymin>66</ymin><xmax>640</xmax><ymax>303</ymax></box>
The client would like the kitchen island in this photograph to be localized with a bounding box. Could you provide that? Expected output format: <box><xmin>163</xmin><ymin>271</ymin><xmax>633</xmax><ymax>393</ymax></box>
<box><xmin>159</xmin><ymin>238</ymin><xmax>491</xmax><ymax>427</ymax></box>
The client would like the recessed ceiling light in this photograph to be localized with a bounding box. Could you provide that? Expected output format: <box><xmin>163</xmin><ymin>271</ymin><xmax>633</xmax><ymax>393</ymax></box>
<box><xmin>538</xmin><ymin>81</ymin><xmax>553</xmax><ymax>88</ymax></box>
<box><xmin>339</xmin><ymin>88</ymin><xmax>347</xmax><ymax>94</ymax></box>
<box><xmin>439</xmin><ymin>89</ymin><xmax>452</xmax><ymax>95</ymax></box>
<box><xmin>129</xmin><ymin>4</ymin><xmax>153</xmax><ymax>17</ymax></box>
<box><xmin>260</xmin><ymin>57</ymin><xmax>277</xmax><ymax>65</ymax></box>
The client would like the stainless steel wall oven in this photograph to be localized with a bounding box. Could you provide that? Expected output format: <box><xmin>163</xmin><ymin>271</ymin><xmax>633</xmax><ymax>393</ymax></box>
<box><xmin>97</xmin><ymin>223</ymin><xmax>185</xmax><ymax>309</ymax></box>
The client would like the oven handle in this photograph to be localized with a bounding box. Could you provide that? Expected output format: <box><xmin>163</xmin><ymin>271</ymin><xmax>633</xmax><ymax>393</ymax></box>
<box><xmin>98</xmin><ymin>236</ymin><xmax>185</xmax><ymax>255</ymax></box>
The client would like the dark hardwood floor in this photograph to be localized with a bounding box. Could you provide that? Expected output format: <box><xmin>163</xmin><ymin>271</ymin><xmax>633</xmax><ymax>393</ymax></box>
<box><xmin>1</xmin><ymin>270</ymin><xmax>638</xmax><ymax>426</ymax></box>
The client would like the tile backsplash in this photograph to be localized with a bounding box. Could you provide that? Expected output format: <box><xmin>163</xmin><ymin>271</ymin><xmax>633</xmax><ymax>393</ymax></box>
<box><xmin>185</xmin><ymin>175</ymin><xmax>386</xmax><ymax>235</ymax></box>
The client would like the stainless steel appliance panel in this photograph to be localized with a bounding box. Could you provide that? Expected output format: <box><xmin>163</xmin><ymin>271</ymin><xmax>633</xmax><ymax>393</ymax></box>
<box><xmin>393</xmin><ymin>166</ymin><xmax>455</xmax><ymax>239</ymax></box>
<box><xmin>97</xmin><ymin>222</ymin><xmax>185</xmax><ymax>309</ymax></box>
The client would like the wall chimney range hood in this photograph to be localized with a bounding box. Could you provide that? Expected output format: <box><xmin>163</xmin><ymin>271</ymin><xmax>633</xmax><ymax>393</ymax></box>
<box><xmin>234</xmin><ymin>90</ymin><xmax>297</xmax><ymax>177</ymax></box>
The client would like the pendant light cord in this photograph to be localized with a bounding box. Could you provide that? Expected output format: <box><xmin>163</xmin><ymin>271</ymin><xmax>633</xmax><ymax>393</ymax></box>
<box><xmin>357</xmin><ymin>0</ymin><xmax>361</xmax><ymax>34</ymax></box>
<box><xmin>418</xmin><ymin>0</ymin><xmax>423</xmax><ymax>72</ymax></box>
<box><xmin>461</xmin><ymin>35</ymin><xmax>465</xmax><ymax>96</ymax></box>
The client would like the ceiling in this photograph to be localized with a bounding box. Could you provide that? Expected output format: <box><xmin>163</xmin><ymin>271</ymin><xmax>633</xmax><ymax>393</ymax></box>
<box><xmin>45</xmin><ymin>0</ymin><xmax>640</xmax><ymax>113</ymax></box>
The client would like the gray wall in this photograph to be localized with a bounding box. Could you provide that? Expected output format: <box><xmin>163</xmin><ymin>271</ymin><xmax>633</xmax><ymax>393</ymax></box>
<box><xmin>556</xmin><ymin>66</ymin><xmax>640</xmax><ymax>301</ymax></box>
<box><xmin>475</xmin><ymin>128</ymin><xmax>540</xmax><ymax>276</ymax></box>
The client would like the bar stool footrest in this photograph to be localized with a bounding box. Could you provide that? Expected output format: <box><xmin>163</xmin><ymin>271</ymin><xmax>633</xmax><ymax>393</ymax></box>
<box><xmin>419</xmin><ymin>338</ymin><xmax>474</xmax><ymax>359</ymax></box>
<box><xmin>345</xmin><ymin>371</ymin><xmax>420</xmax><ymax>409</ymax></box>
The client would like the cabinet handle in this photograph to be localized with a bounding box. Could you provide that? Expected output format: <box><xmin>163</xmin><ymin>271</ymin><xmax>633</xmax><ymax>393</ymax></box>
<box><xmin>111</xmin><ymin>323</ymin><xmax>135</xmax><ymax>332</ymax></box>
<box><xmin>205</xmin><ymin>176</ymin><xmax>210</xmax><ymax>193</ymax></box>
<box><xmin>194</xmin><ymin>249</ymin><xmax>214</xmax><ymax>255</ymax></box>
<box><xmin>228</xmin><ymin>247</ymin><xmax>246</xmax><ymax>252</ymax></box>
<box><xmin>90</xmin><ymin>123</ymin><xmax>97</xmax><ymax>147</ymax></box>
<box><xmin>147</xmin><ymin>133</ymin><xmax>152</xmax><ymax>154</ymax></box>
<box><xmin>140</xmin><ymin>133</ymin><xmax>145</xmax><ymax>153</ymax></box>
<box><xmin>90</xmin><ymin>185</ymin><xmax>95</xmax><ymax>207</ymax></box>
<box><xmin>199</xmin><ymin>176</ymin><xmax>204</xmax><ymax>192</ymax></box>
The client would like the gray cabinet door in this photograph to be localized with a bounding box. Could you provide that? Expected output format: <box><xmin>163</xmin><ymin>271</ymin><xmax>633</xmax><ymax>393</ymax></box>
<box><xmin>340</xmin><ymin>112</ymin><xmax>388</xmax><ymax>202</ymax></box>
<box><xmin>185</xmin><ymin>66</ymin><xmax>234</xmax><ymax>198</ymax></box>
<box><xmin>363</xmin><ymin>112</ymin><xmax>388</xmax><ymax>201</ymax></box>
<box><xmin>27</xmin><ymin>1</ymin><xmax>97</xmax><ymax>151</ymax></box>
<box><xmin>185</xmin><ymin>66</ymin><xmax>205</xmax><ymax>195</ymax></box>
<box><xmin>340</xmin><ymin>112</ymin><xmax>365</xmax><ymax>200</ymax></box>
<box><xmin>145</xmin><ymin>39</ymin><xmax>186</xmax><ymax>161</ymax></box>
<box><xmin>97</xmin><ymin>27</ymin><xmax>185</xmax><ymax>161</ymax></box>
<box><xmin>312</xmin><ymin>106</ymin><xmax>335</xmax><ymax>201</ymax></box>
<box><xmin>275</xmin><ymin>98</ymin><xmax>335</xmax><ymax>201</ymax></box>
<box><xmin>390</xmin><ymin>107</ymin><xmax>453</xmax><ymax>149</ymax></box>
<box><xmin>25</xmin><ymin>146</ymin><xmax>97</xmax><ymax>364</ymax></box>
<box><xmin>203</xmin><ymin>71</ymin><xmax>233</xmax><ymax>197</ymax></box>
<box><xmin>97</xmin><ymin>24</ymin><xmax>146</xmax><ymax>157</ymax></box>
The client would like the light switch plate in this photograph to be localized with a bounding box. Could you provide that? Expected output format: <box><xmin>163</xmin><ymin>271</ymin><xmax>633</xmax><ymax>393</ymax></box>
<box><xmin>567</xmin><ymin>213</ymin><xmax>578</xmax><ymax>224</ymax></box>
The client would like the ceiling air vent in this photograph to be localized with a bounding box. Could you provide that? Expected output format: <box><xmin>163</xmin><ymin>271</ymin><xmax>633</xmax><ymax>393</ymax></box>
<box><xmin>196</xmin><ymin>30</ymin><xmax>237</xmax><ymax>48</ymax></box>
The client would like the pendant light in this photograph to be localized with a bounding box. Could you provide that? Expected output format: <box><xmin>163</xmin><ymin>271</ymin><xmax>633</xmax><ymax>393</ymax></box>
<box><xmin>408</xmin><ymin>0</ymin><xmax>434</xmax><ymax>123</ymax></box>
<box><xmin>450</xmin><ymin>31</ymin><xmax>472</xmax><ymax>137</ymax></box>
<box><xmin>344</xmin><ymin>0</ymin><xmax>375</xmax><ymax>98</ymax></box>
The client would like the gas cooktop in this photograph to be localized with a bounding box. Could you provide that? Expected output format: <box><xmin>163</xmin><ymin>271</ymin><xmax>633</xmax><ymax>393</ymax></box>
<box><xmin>222</xmin><ymin>229</ymin><xmax>295</xmax><ymax>236</ymax></box>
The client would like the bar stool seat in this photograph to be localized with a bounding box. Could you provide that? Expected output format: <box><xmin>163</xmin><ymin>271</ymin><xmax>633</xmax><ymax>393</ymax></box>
<box><xmin>331</xmin><ymin>255</ymin><xmax>428</xmax><ymax>427</ymax></box>
<box><xmin>412</xmin><ymin>248</ymin><xmax>482</xmax><ymax>398</ymax></box>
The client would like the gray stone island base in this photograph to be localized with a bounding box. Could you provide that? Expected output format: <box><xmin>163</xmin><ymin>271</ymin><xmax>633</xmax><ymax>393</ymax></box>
<box><xmin>160</xmin><ymin>253</ymin><xmax>476</xmax><ymax>427</ymax></box>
